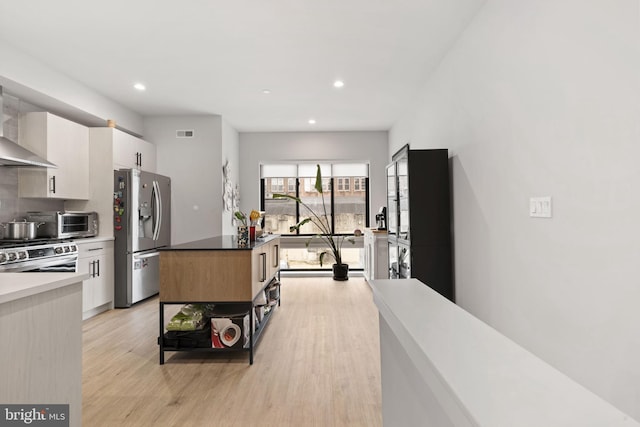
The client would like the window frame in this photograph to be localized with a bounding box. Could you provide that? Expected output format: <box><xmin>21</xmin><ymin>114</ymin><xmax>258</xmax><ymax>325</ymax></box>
<box><xmin>270</xmin><ymin>177</ymin><xmax>284</xmax><ymax>193</ymax></box>
<box><xmin>260</xmin><ymin>170</ymin><xmax>370</xmax><ymax>237</ymax></box>
<box><xmin>337</xmin><ymin>177</ymin><xmax>351</xmax><ymax>192</ymax></box>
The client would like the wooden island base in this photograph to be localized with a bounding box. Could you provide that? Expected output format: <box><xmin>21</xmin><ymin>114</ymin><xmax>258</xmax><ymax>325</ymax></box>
<box><xmin>158</xmin><ymin>235</ymin><xmax>281</xmax><ymax>364</ymax></box>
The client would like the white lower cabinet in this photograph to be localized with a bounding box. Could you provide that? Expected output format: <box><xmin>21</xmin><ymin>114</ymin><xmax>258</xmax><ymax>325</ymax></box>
<box><xmin>77</xmin><ymin>239</ymin><xmax>114</xmax><ymax>319</ymax></box>
<box><xmin>363</xmin><ymin>229</ymin><xmax>389</xmax><ymax>282</ymax></box>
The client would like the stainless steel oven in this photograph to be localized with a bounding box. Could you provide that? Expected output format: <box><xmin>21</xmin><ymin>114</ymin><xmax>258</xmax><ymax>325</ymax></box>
<box><xmin>0</xmin><ymin>240</ymin><xmax>78</xmax><ymax>272</ymax></box>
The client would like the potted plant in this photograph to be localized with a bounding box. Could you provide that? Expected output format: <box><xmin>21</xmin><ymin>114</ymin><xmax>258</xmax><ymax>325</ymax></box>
<box><xmin>273</xmin><ymin>164</ymin><xmax>355</xmax><ymax>281</ymax></box>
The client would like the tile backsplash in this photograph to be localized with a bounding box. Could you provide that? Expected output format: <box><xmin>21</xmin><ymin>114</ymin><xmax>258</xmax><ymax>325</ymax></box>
<box><xmin>1</xmin><ymin>94</ymin><xmax>64</xmax><ymax>224</ymax></box>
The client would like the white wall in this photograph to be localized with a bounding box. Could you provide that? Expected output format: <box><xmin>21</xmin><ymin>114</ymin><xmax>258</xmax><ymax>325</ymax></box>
<box><xmin>221</xmin><ymin>118</ymin><xmax>240</xmax><ymax>235</ymax></box>
<box><xmin>390</xmin><ymin>0</ymin><xmax>640</xmax><ymax>419</ymax></box>
<box><xmin>144</xmin><ymin>115</ymin><xmax>224</xmax><ymax>245</ymax></box>
<box><xmin>0</xmin><ymin>41</ymin><xmax>144</xmax><ymax>135</ymax></box>
<box><xmin>238</xmin><ymin>131</ymin><xmax>389</xmax><ymax>220</ymax></box>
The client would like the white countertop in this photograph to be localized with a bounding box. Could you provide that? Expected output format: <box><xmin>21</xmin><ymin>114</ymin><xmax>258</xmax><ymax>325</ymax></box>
<box><xmin>0</xmin><ymin>272</ymin><xmax>89</xmax><ymax>304</ymax></box>
<box><xmin>370</xmin><ymin>279</ymin><xmax>640</xmax><ymax>427</ymax></box>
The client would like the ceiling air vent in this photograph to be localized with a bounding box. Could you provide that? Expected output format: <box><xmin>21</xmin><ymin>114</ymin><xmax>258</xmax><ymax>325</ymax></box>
<box><xmin>176</xmin><ymin>130</ymin><xmax>194</xmax><ymax>138</ymax></box>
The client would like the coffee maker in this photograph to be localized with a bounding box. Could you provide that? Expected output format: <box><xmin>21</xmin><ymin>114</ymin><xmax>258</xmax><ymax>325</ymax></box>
<box><xmin>375</xmin><ymin>207</ymin><xmax>387</xmax><ymax>230</ymax></box>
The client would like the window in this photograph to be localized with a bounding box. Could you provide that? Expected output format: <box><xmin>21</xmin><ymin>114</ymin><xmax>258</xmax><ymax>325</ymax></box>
<box><xmin>303</xmin><ymin>177</ymin><xmax>330</xmax><ymax>193</ymax></box>
<box><xmin>262</xmin><ymin>166</ymin><xmax>298</xmax><ymax>235</ymax></box>
<box><xmin>333</xmin><ymin>175</ymin><xmax>366</xmax><ymax>234</ymax></box>
<box><xmin>260</xmin><ymin>162</ymin><xmax>369</xmax><ymax>269</ymax></box>
<box><xmin>279</xmin><ymin>246</ymin><xmax>363</xmax><ymax>270</ymax></box>
<box><xmin>270</xmin><ymin>178</ymin><xmax>284</xmax><ymax>193</ymax></box>
<box><xmin>298</xmin><ymin>176</ymin><xmax>332</xmax><ymax>235</ymax></box>
<box><xmin>263</xmin><ymin>187</ymin><xmax>296</xmax><ymax>235</ymax></box>
<box><xmin>337</xmin><ymin>178</ymin><xmax>350</xmax><ymax>192</ymax></box>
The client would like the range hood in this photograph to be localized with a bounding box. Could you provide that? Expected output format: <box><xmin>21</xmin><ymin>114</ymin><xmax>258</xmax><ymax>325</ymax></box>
<box><xmin>0</xmin><ymin>86</ymin><xmax>56</xmax><ymax>168</ymax></box>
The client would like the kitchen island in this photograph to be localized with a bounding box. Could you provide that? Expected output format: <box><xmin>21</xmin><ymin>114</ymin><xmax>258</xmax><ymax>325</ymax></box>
<box><xmin>0</xmin><ymin>272</ymin><xmax>88</xmax><ymax>427</ymax></box>
<box><xmin>159</xmin><ymin>234</ymin><xmax>281</xmax><ymax>364</ymax></box>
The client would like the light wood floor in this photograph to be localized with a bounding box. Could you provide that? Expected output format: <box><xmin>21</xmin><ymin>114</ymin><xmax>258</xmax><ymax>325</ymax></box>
<box><xmin>82</xmin><ymin>277</ymin><xmax>382</xmax><ymax>426</ymax></box>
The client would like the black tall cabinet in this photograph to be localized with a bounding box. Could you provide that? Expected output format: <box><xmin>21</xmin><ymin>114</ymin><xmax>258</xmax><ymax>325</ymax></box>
<box><xmin>386</xmin><ymin>145</ymin><xmax>453</xmax><ymax>301</ymax></box>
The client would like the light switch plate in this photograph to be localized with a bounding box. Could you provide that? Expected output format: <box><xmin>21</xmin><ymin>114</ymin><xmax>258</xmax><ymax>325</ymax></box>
<box><xmin>530</xmin><ymin>197</ymin><xmax>552</xmax><ymax>218</ymax></box>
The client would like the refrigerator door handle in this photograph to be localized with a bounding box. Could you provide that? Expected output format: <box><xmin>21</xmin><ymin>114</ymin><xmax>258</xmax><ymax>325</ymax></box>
<box><xmin>135</xmin><ymin>251</ymin><xmax>160</xmax><ymax>260</ymax></box>
<box><xmin>152</xmin><ymin>180</ymin><xmax>162</xmax><ymax>241</ymax></box>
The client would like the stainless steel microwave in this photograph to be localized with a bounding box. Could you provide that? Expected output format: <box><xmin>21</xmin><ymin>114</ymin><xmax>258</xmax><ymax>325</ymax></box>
<box><xmin>27</xmin><ymin>211</ymin><xmax>99</xmax><ymax>239</ymax></box>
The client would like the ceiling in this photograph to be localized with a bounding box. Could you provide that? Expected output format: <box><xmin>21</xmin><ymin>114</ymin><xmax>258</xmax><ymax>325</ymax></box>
<box><xmin>0</xmin><ymin>0</ymin><xmax>483</xmax><ymax>132</ymax></box>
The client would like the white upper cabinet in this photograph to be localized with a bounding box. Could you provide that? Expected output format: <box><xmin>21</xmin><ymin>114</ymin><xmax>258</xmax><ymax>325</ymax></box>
<box><xmin>113</xmin><ymin>130</ymin><xmax>156</xmax><ymax>172</ymax></box>
<box><xmin>66</xmin><ymin>127</ymin><xmax>156</xmax><ymax>237</ymax></box>
<box><xmin>18</xmin><ymin>112</ymin><xmax>89</xmax><ymax>200</ymax></box>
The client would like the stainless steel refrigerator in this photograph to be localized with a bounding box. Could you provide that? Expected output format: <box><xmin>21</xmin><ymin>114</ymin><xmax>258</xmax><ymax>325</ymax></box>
<box><xmin>113</xmin><ymin>169</ymin><xmax>171</xmax><ymax>307</ymax></box>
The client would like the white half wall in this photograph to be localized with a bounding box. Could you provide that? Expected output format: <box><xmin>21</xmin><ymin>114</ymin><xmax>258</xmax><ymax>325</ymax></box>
<box><xmin>238</xmin><ymin>131</ymin><xmax>389</xmax><ymax>220</ymax></box>
<box><xmin>144</xmin><ymin>115</ymin><xmax>224</xmax><ymax>245</ymax></box>
<box><xmin>390</xmin><ymin>0</ymin><xmax>640</xmax><ymax>420</ymax></box>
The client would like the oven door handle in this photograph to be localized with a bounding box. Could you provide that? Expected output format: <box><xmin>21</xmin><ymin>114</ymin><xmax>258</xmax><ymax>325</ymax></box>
<box><xmin>0</xmin><ymin>254</ymin><xmax>78</xmax><ymax>272</ymax></box>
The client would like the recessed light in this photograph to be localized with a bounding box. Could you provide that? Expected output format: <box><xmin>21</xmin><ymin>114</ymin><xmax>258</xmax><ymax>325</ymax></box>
<box><xmin>308</xmin><ymin>119</ymin><xmax>316</xmax><ymax>125</ymax></box>
<box><xmin>134</xmin><ymin>83</ymin><xmax>146</xmax><ymax>91</ymax></box>
<box><xmin>333</xmin><ymin>80</ymin><xmax>344</xmax><ymax>88</ymax></box>
<box><xmin>262</xmin><ymin>89</ymin><xmax>271</xmax><ymax>94</ymax></box>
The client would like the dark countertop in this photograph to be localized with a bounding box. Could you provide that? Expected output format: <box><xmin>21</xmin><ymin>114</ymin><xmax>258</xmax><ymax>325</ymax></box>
<box><xmin>160</xmin><ymin>234</ymin><xmax>279</xmax><ymax>251</ymax></box>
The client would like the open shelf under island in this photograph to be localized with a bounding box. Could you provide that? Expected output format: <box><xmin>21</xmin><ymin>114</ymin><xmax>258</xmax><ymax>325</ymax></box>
<box><xmin>158</xmin><ymin>234</ymin><xmax>281</xmax><ymax>364</ymax></box>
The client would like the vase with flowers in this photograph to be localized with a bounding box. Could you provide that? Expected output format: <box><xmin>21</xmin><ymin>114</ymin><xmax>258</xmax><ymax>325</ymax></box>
<box><xmin>249</xmin><ymin>210</ymin><xmax>261</xmax><ymax>241</ymax></box>
<box><xmin>234</xmin><ymin>211</ymin><xmax>249</xmax><ymax>247</ymax></box>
